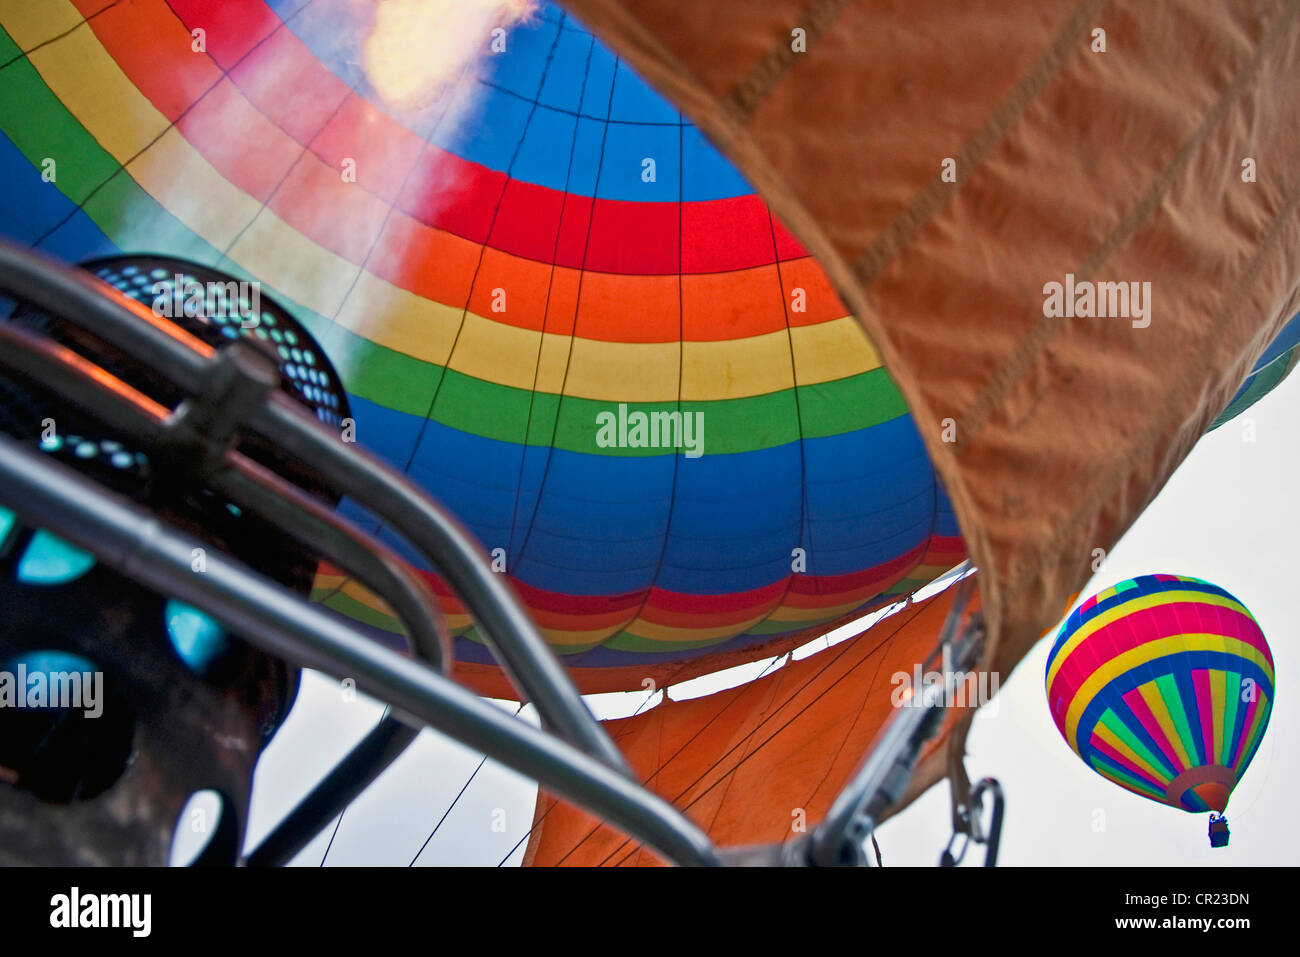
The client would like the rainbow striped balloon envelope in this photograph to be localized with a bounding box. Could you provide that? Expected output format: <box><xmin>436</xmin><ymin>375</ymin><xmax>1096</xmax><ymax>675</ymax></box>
<box><xmin>0</xmin><ymin>0</ymin><xmax>964</xmax><ymax>692</ymax></box>
<box><xmin>1045</xmin><ymin>575</ymin><xmax>1274</xmax><ymax>820</ymax></box>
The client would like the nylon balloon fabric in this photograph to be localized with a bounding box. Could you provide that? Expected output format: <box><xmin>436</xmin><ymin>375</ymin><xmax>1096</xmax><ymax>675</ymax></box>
<box><xmin>0</xmin><ymin>0</ymin><xmax>962</xmax><ymax>695</ymax></box>
<box><xmin>525</xmin><ymin>586</ymin><xmax>976</xmax><ymax>866</ymax></box>
<box><xmin>1045</xmin><ymin>574</ymin><xmax>1274</xmax><ymax>816</ymax></box>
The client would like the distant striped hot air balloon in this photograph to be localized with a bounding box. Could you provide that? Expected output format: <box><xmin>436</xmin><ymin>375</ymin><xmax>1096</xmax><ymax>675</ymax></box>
<box><xmin>1045</xmin><ymin>574</ymin><xmax>1274</xmax><ymax>847</ymax></box>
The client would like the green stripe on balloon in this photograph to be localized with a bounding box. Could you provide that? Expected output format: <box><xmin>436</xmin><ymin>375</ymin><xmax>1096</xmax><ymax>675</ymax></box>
<box><xmin>0</xmin><ymin>24</ymin><xmax>20</xmax><ymax>63</ymax></box>
<box><xmin>1155</xmin><ymin>672</ymin><xmax>1200</xmax><ymax>771</ymax></box>
<box><xmin>1219</xmin><ymin>669</ymin><xmax>1242</xmax><ymax>766</ymax></box>
<box><xmin>0</xmin><ymin>56</ymin><xmax>117</xmax><ymax>203</ymax></box>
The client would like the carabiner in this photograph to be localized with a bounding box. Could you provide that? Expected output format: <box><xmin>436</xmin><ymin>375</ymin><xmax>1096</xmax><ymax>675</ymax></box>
<box><xmin>939</xmin><ymin>777</ymin><xmax>1004</xmax><ymax>867</ymax></box>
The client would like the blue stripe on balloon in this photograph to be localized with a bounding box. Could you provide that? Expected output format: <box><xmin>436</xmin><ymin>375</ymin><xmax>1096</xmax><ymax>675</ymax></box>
<box><xmin>262</xmin><ymin>0</ymin><xmax>311</xmax><ymax>17</ymax></box>
<box><xmin>1170</xmin><ymin>651</ymin><xmax>1206</xmax><ymax>767</ymax></box>
<box><xmin>273</xmin><ymin>0</ymin><xmax>751</xmax><ymax>200</ymax></box>
<box><xmin>802</xmin><ymin>416</ymin><xmax>934</xmax><ymax>575</ymax></box>
<box><xmin>0</xmin><ymin>134</ymin><xmax>120</xmax><ymax>261</ymax></box>
<box><xmin>0</xmin><ymin>133</ymin><xmax>79</xmax><ymax>244</ymax></box>
<box><xmin>486</xmin><ymin>16</ymin><xmax>563</xmax><ymax>99</ymax></box>
<box><xmin>595</xmin><ymin>120</ymin><xmax>680</xmax><ymax>201</ymax></box>
<box><xmin>1092</xmin><ymin>665</ymin><xmax>1178</xmax><ymax>780</ymax></box>
<box><xmin>933</xmin><ymin>482</ymin><xmax>962</xmax><ymax>537</ymax></box>
<box><xmin>509</xmin><ymin>104</ymin><xmax>577</xmax><ymax>187</ymax></box>
<box><xmin>343</xmin><ymin>394</ymin><xmax>937</xmax><ymax>596</ymax></box>
<box><xmin>1254</xmin><ymin>311</ymin><xmax>1300</xmax><ymax>370</ymax></box>
<box><xmin>536</xmin><ymin>23</ymin><xmax>595</xmax><ymax>114</ymax></box>
<box><xmin>609</xmin><ymin>57</ymin><xmax>679</xmax><ymax>125</ymax></box>
<box><xmin>654</xmin><ymin>442</ymin><xmax>803</xmax><ymax>594</ymax></box>
<box><xmin>682</xmin><ymin>126</ymin><xmax>755</xmax><ymax>201</ymax></box>
<box><xmin>1232</xmin><ymin>690</ymin><xmax>1271</xmax><ymax>774</ymax></box>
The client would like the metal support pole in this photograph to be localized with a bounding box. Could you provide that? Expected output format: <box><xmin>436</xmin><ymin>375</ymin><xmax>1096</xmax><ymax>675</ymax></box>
<box><xmin>809</xmin><ymin>567</ymin><xmax>982</xmax><ymax>866</ymax></box>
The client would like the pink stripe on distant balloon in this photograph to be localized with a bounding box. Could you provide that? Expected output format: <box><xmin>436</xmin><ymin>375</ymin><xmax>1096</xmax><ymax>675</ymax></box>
<box><xmin>1120</xmin><ymin>685</ymin><xmax>1183</xmax><ymax>775</ymax></box>
<box><xmin>1192</xmin><ymin>669</ymin><xmax>1217</xmax><ymax>767</ymax></box>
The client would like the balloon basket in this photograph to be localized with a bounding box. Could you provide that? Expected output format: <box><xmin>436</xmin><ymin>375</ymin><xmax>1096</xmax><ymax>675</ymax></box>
<box><xmin>1209</xmin><ymin>814</ymin><xmax>1230</xmax><ymax>848</ymax></box>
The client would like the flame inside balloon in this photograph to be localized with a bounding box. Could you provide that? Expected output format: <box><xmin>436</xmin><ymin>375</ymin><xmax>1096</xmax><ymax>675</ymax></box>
<box><xmin>364</xmin><ymin>0</ymin><xmax>537</xmax><ymax>110</ymax></box>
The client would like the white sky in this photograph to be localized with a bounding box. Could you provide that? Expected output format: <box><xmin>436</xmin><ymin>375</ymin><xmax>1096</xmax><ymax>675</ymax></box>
<box><xmin>234</xmin><ymin>368</ymin><xmax>1299</xmax><ymax>867</ymax></box>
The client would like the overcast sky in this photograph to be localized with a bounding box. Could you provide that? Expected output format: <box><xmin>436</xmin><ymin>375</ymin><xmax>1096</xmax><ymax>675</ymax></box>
<box><xmin>231</xmin><ymin>368</ymin><xmax>1298</xmax><ymax>867</ymax></box>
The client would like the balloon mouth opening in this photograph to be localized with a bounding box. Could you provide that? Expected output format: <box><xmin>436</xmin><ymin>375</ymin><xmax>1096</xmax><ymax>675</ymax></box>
<box><xmin>1166</xmin><ymin>766</ymin><xmax>1236</xmax><ymax>814</ymax></box>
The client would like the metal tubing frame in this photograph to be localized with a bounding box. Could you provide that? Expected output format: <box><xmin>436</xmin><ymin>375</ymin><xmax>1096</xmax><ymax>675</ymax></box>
<box><xmin>211</xmin><ymin>459</ymin><xmax>449</xmax><ymax>670</ymax></box>
<box><xmin>0</xmin><ymin>241</ymin><xmax>627</xmax><ymax>775</ymax></box>
<box><xmin>0</xmin><ymin>433</ymin><xmax>721</xmax><ymax>866</ymax></box>
<box><xmin>0</xmin><ymin>319</ymin><xmax>457</xmax><ymax>862</ymax></box>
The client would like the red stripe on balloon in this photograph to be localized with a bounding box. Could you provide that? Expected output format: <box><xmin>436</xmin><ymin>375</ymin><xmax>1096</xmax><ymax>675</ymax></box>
<box><xmin>1048</xmin><ymin>601</ymin><xmax>1270</xmax><ymax>708</ymax></box>
<box><xmin>77</xmin><ymin>0</ymin><xmax>813</xmax><ymax>276</ymax></box>
<box><xmin>168</xmin><ymin>0</ymin><xmax>281</xmax><ymax>71</ymax></box>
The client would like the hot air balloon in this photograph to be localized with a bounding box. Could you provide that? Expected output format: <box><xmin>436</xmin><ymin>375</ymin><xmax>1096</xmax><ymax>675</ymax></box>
<box><xmin>2</xmin><ymin>0</ymin><xmax>1299</xmax><ymax>868</ymax></box>
<box><xmin>1210</xmin><ymin>312</ymin><xmax>1300</xmax><ymax>430</ymax></box>
<box><xmin>1045</xmin><ymin>575</ymin><xmax>1274</xmax><ymax>847</ymax></box>
<box><xmin>0</xmin><ymin>0</ymin><xmax>964</xmax><ymax>698</ymax></box>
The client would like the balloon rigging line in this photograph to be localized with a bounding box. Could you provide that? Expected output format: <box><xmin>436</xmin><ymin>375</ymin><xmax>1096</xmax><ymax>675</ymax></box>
<box><xmin>409</xmin><ymin>702</ymin><xmax>526</xmax><ymax>866</ymax></box>
<box><xmin>494</xmin><ymin>679</ymin><xmax>674</xmax><ymax>866</ymax></box>
<box><xmin>596</xmin><ymin>599</ymin><xmax>926</xmax><ymax>866</ymax></box>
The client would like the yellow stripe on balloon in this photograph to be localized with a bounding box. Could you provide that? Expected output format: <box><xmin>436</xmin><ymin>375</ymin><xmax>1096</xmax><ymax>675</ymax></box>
<box><xmin>226</xmin><ymin>213</ymin><xmax>362</xmax><ymax>318</ymax></box>
<box><xmin>1234</xmin><ymin>691</ymin><xmax>1270</xmax><ymax>775</ymax></box>
<box><xmin>621</xmin><ymin>614</ymin><xmax>772</xmax><ymax>644</ymax></box>
<box><xmin>339</xmin><ymin>273</ymin><xmax>879</xmax><ymax>399</ymax></box>
<box><xmin>3</xmin><ymin>0</ymin><xmax>86</xmax><ymax>54</ymax></box>
<box><xmin>1046</xmin><ymin>589</ymin><xmax>1250</xmax><ymax>689</ymax></box>
<box><xmin>1137</xmin><ymin>682</ymin><xmax>1192</xmax><ymax>771</ymax></box>
<box><xmin>540</xmin><ymin>623</ymin><xmax>629</xmax><ymax>648</ymax></box>
<box><xmin>27</xmin><ymin>23</ymin><xmax>170</xmax><ymax>162</ymax></box>
<box><xmin>316</xmin><ymin>572</ymin><xmax>634</xmax><ymax>649</ymax></box>
<box><xmin>335</xmin><ymin>271</ymin><xmax>460</xmax><ymax>366</ymax></box>
<box><xmin>21</xmin><ymin>17</ymin><xmax>350</xmax><ymax>318</ymax></box>
<box><xmin>790</xmin><ymin>316</ymin><xmax>884</xmax><ymax>386</ymax></box>
<box><xmin>1065</xmin><ymin>635</ymin><xmax>1271</xmax><ymax>750</ymax></box>
<box><xmin>682</xmin><ymin>330</ymin><xmax>794</xmax><ymax>400</ymax></box>
<box><xmin>763</xmin><ymin>591</ymin><xmax>900</xmax><ymax>623</ymax></box>
<box><xmin>334</xmin><ymin>577</ymin><xmax>395</xmax><ymax>616</ymax></box>
<box><xmin>534</xmin><ymin>332</ymin><xmax>577</xmax><ymax>396</ymax></box>
<box><xmin>558</xmin><ymin>336</ymin><xmax>680</xmax><ymax>402</ymax></box>
<box><xmin>127</xmin><ymin>128</ymin><xmax>266</xmax><ymax>251</ymax></box>
<box><xmin>449</xmin><ymin>309</ymin><xmax>552</xmax><ymax>391</ymax></box>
